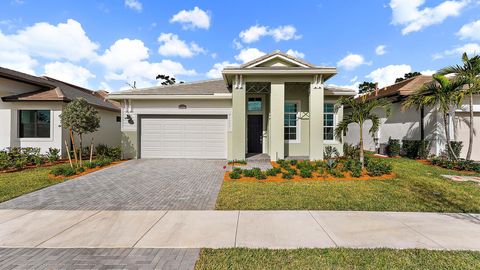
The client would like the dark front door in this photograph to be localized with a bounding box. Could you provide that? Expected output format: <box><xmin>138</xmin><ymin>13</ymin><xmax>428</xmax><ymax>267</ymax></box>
<box><xmin>248</xmin><ymin>115</ymin><xmax>263</xmax><ymax>153</ymax></box>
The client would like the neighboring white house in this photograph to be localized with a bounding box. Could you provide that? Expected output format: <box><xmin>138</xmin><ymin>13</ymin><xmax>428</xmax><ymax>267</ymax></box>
<box><xmin>0</xmin><ymin>67</ymin><xmax>121</xmax><ymax>157</ymax></box>
<box><xmin>108</xmin><ymin>51</ymin><xmax>356</xmax><ymax>161</ymax></box>
<box><xmin>344</xmin><ymin>75</ymin><xmax>480</xmax><ymax>160</ymax></box>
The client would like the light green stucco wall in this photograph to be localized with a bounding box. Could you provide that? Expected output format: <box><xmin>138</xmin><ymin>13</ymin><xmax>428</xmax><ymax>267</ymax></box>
<box><xmin>121</xmin><ymin>130</ymin><xmax>137</xmax><ymax>159</ymax></box>
<box><xmin>231</xmin><ymin>86</ymin><xmax>246</xmax><ymax>160</ymax></box>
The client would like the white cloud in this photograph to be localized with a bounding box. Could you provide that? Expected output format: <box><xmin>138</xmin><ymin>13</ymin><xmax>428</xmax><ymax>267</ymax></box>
<box><xmin>206</xmin><ymin>61</ymin><xmax>239</xmax><ymax>78</ymax></box>
<box><xmin>286</xmin><ymin>49</ymin><xmax>305</xmax><ymax>59</ymax></box>
<box><xmin>375</xmin><ymin>45</ymin><xmax>387</xmax><ymax>55</ymax></box>
<box><xmin>366</xmin><ymin>64</ymin><xmax>412</xmax><ymax>87</ymax></box>
<box><xmin>124</xmin><ymin>0</ymin><xmax>142</xmax><ymax>12</ymax></box>
<box><xmin>457</xmin><ymin>20</ymin><xmax>480</xmax><ymax>40</ymax></box>
<box><xmin>157</xmin><ymin>33</ymin><xmax>205</xmax><ymax>58</ymax></box>
<box><xmin>239</xmin><ymin>25</ymin><xmax>268</xmax><ymax>43</ymax></box>
<box><xmin>337</xmin><ymin>53</ymin><xmax>371</xmax><ymax>70</ymax></box>
<box><xmin>420</xmin><ymin>69</ymin><xmax>436</xmax><ymax>75</ymax></box>
<box><xmin>433</xmin><ymin>43</ymin><xmax>480</xmax><ymax>59</ymax></box>
<box><xmin>390</xmin><ymin>0</ymin><xmax>469</xmax><ymax>35</ymax></box>
<box><xmin>98</xmin><ymin>38</ymin><xmax>196</xmax><ymax>87</ymax></box>
<box><xmin>238</xmin><ymin>24</ymin><xmax>301</xmax><ymax>43</ymax></box>
<box><xmin>0</xmin><ymin>19</ymin><xmax>98</xmax><ymax>62</ymax></box>
<box><xmin>170</xmin><ymin>7</ymin><xmax>210</xmax><ymax>30</ymax></box>
<box><xmin>234</xmin><ymin>48</ymin><xmax>266</xmax><ymax>63</ymax></box>
<box><xmin>0</xmin><ymin>50</ymin><xmax>37</xmax><ymax>75</ymax></box>
<box><xmin>43</xmin><ymin>61</ymin><xmax>95</xmax><ymax>88</ymax></box>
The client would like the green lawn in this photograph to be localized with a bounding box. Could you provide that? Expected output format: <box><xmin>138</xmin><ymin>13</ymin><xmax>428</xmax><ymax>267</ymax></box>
<box><xmin>216</xmin><ymin>158</ymin><xmax>480</xmax><ymax>212</ymax></box>
<box><xmin>0</xmin><ymin>165</ymin><xmax>70</xmax><ymax>203</ymax></box>
<box><xmin>195</xmin><ymin>248</ymin><xmax>480</xmax><ymax>270</ymax></box>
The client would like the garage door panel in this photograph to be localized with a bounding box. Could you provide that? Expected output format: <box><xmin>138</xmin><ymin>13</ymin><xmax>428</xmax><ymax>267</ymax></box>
<box><xmin>140</xmin><ymin>115</ymin><xmax>227</xmax><ymax>159</ymax></box>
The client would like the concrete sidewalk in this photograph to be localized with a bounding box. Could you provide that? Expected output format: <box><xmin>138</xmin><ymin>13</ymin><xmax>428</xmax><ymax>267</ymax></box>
<box><xmin>0</xmin><ymin>210</ymin><xmax>479</xmax><ymax>250</ymax></box>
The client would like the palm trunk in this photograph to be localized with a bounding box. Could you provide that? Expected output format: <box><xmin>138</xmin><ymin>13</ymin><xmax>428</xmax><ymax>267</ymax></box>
<box><xmin>359</xmin><ymin>122</ymin><xmax>365</xmax><ymax>168</ymax></box>
<box><xmin>443</xmin><ymin>112</ymin><xmax>457</xmax><ymax>160</ymax></box>
<box><xmin>466</xmin><ymin>92</ymin><xmax>474</xmax><ymax>160</ymax></box>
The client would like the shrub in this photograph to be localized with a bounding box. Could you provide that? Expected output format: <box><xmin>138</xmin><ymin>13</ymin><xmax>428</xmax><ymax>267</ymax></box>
<box><xmin>366</xmin><ymin>158</ymin><xmax>393</xmax><ymax>176</ymax></box>
<box><xmin>324</xmin><ymin>146</ymin><xmax>340</xmax><ymax>160</ymax></box>
<box><xmin>242</xmin><ymin>169</ymin><xmax>255</xmax><ymax>177</ymax></box>
<box><xmin>286</xmin><ymin>167</ymin><xmax>297</xmax><ymax>175</ymax></box>
<box><xmin>232</xmin><ymin>167</ymin><xmax>242</xmax><ymax>173</ymax></box>
<box><xmin>228</xmin><ymin>159</ymin><xmax>246</xmax><ymax>165</ymax></box>
<box><xmin>299</xmin><ymin>168</ymin><xmax>313</xmax><ymax>178</ymax></box>
<box><xmin>50</xmin><ymin>164</ymin><xmax>77</xmax><ymax>177</ymax></box>
<box><xmin>402</xmin><ymin>140</ymin><xmax>431</xmax><ymax>159</ymax></box>
<box><xmin>448</xmin><ymin>141</ymin><xmax>463</xmax><ymax>160</ymax></box>
<box><xmin>289</xmin><ymin>160</ymin><xmax>298</xmax><ymax>166</ymax></box>
<box><xmin>95</xmin><ymin>158</ymin><xmax>113</xmax><ymax>167</ymax></box>
<box><xmin>343</xmin><ymin>143</ymin><xmax>360</xmax><ymax>159</ymax></box>
<box><xmin>96</xmin><ymin>144</ymin><xmax>121</xmax><ymax>160</ymax></box>
<box><xmin>254</xmin><ymin>171</ymin><xmax>267</xmax><ymax>180</ymax></box>
<box><xmin>0</xmin><ymin>151</ymin><xmax>13</xmax><ymax>170</ymax></box>
<box><xmin>344</xmin><ymin>159</ymin><xmax>362</xmax><ymax>178</ymax></box>
<box><xmin>266</xmin><ymin>168</ymin><xmax>281</xmax><ymax>176</ymax></box>
<box><xmin>296</xmin><ymin>161</ymin><xmax>315</xmax><ymax>171</ymax></box>
<box><xmin>430</xmin><ymin>157</ymin><xmax>480</xmax><ymax>172</ymax></box>
<box><xmin>282</xmin><ymin>172</ymin><xmax>293</xmax><ymax>179</ymax></box>
<box><xmin>229</xmin><ymin>171</ymin><xmax>241</xmax><ymax>179</ymax></box>
<box><xmin>386</xmin><ymin>138</ymin><xmax>400</xmax><ymax>157</ymax></box>
<box><xmin>350</xmin><ymin>166</ymin><xmax>362</xmax><ymax>178</ymax></box>
<box><xmin>329</xmin><ymin>168</ymin><xmax>345</xmax><ymax>178</ymax></box>
<box><xmin>84</xmin><ymin>161</ymin><xmax>98</xmax><ymax>169</ymax></box>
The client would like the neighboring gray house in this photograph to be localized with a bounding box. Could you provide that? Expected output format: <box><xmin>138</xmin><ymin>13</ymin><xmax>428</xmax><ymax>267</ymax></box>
<box><xmin>0</xmin><ymin>67</ymin><xmax>121</xmax><ymax>156</ymax></box>
<box><xmin>108</xmin><ymin>51</ymin><xmax>356</xmax><ymax>161</ymax></box>
<box><xmin>344</xmin><ymin>75</ymin><xmax>480</xmax><ymax>160</ymax></box>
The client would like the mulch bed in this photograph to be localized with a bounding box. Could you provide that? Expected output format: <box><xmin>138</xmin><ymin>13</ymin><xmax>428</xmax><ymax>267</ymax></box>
<box><xmin>0</xmin><ymin>160</ymin><xmax>70</xmax><ymax>174</ymax></box>
<box><xmin>225</xmin><ymin>161</ymin><xmax>396</xmax><ymax>182</ymax></box>
<box><xmin>416</xmin><ymin>159</ymin><xmax>477</xmax><ymax>174</ymax></box>
<box><xmin>49</xmin><ymin>160</ymin><xmax>127</xmax><ymax>181</ymax></box>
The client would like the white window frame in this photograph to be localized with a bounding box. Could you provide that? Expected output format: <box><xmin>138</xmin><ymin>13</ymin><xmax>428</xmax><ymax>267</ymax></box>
<box><xmin>284</xmin><ymin>100</ymin><xmax>301</xmax><ymax>144</ymax></box>
<box><xmin>323</xmin><ymin>103</ymin><xmax>336</xmax><ymax>143</ymax></box>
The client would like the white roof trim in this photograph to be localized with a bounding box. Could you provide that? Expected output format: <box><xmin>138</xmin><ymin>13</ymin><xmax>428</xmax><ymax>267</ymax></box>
<box><xmin>245</xmin><ymin>54</ymin><xmax>310</xmax><ymax>68</ymax></box>
<box><xmin>108</xmin><ymin>94</ymin><xmax>232</xmax><ymax>100</ymax></box>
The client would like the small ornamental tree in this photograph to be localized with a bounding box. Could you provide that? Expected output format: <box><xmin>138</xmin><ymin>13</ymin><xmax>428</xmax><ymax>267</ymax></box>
<box><xmin>60</xmin><ymin>98</ymin><xmax>100</xmax><ymax>167</ymax></box>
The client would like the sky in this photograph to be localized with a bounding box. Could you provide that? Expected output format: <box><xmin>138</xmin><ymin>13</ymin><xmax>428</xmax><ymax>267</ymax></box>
<box><xmin>0</xmin><ymin>0</ymin><xmax>479</xmax><ymax>92</ymax></box>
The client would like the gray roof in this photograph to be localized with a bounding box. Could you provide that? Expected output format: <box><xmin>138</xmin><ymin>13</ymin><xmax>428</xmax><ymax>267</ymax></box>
<box><xmin>110</xmin><ymin>79</ymin><xmax>230</xmax><ymax>95</ymax></box>
<box><xmin>0</xmin><ymin>67</ymin><xmax>120</xmax><ymax>111</ymax></box>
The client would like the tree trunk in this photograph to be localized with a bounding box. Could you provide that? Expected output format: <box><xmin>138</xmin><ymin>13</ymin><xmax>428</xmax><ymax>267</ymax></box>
<box><xmin>89</xmin><ymin>137</ymin><xmax>94</xmax><ymax>163</ymax></box>
<box><xmin>443</xmin><ymin>112</ymin><xmax>457</xmax><ymax>160</ymax></box>
<box><xmin>466</xmin><ymin>92</ymin><xmax>474</xmax><ymax>160</ymax></box>
<box><xmin>64</xmin><ymin>140</ymin><xmax>73</xmax><ymax>168</ymax></box>
<box><xmin>79</xmin><ymin>134</ymin><xmax>83</xmax><ymax>167</ymax></box>
<box><xmin>359</xmin><ymin>122</ymin><xmax>365</xmax><ymax>168</ymax></box>
<box><xmin>69</xmin><ymin>129</ymin><xmax>78</xmax><ymax>166</ymax></box>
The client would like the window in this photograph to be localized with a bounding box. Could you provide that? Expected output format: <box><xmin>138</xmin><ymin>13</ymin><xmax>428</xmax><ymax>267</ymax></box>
<box><xmin>19</xmin><ymin>110</ymin><xmax>51</xmax><ymax>138</ymax></box>
<box><xmin>324</xmin><ymin>103</ymin><xmax>335</xmax><ymax>140</ymax></box>
<box><xmin>116</xmin><ymin>116</ymin><xmax>121</xmax><ymax>123</ymax></box>
<box><xmin>247</xmin><ymin>97</ymin><xmax>262</xmax><ymax>112</ymax></box>
<box><xmin>284</xmin><ymin>102</ymin><xmax>299</xmax><ymax>142</ymax></box>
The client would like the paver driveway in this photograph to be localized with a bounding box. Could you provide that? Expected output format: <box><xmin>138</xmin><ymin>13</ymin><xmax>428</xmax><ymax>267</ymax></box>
<box><xmin>0</xmin><ymin>159</ymin><xmax>226</xmax><ymax>210</ymax></box>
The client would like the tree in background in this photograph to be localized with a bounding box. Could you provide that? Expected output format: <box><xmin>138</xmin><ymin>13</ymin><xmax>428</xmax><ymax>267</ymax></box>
<box><xmin>403</xmin><ymin>75</ymin><xmax>467</xmax><ymax>160</ymax></box>
<box><xmin>60</xmin><ymin>98</ymin><xmax>100</xmax><ymax>167</ymax></box>
<box><xmin>437</xmin><ymin>52</ymin><xmax>480</xmax><ymax>160</ymax></box>
<box><xmin>395</xmin><ymin>72</ymin><xmax>422</xmax><ymax>83</ymax></box>
<box><xmin>156</xmin><ymin>74</ymin><xmax>184</xmax><ymax>85</ymax></box>
<box><xmin>358</xmin><ymin>81</ymin><xmax>377</xmax><ymax>94</ymax></box>
<box><xmin>334</xmin><ymin>96</ymin><xmax>391</xmax><ymax>168</ymax></box>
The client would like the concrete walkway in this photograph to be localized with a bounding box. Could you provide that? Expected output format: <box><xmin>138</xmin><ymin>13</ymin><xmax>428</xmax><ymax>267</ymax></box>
<box><xmin>0</xmin><ymin>210</ymin><xmax>479</xmax><ymax>250</ymax></box>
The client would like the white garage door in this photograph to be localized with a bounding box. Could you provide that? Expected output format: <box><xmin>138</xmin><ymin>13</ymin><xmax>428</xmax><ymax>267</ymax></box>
<box><xmin>140</xmin><ymin>115</ymin><xmax>227</xmax><ymax>159</ymax></box>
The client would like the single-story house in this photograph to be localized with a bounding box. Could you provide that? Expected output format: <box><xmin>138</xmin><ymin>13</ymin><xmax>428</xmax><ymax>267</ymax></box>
<box><xmin>108</xmin><ymin>51</ymin><xmax>356</xmax><ymax>161</ymax></box>
<box><xmin>344</xmin><ymin>75</ymin><xmax>480</xmax><ymax>160</ymax></box>
<box><xmin>0</xmin><ymin>67</ymin><xmax>121</xmax><ymax>156</ymax></box>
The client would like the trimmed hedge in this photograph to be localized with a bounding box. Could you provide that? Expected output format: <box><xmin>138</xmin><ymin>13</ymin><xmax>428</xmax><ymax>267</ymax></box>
<box><xmin>386</xmin><ymin>138</ymin><xmax>400</xmax><ymax>157</ymax></box>
<box><xmin>401</xmin><ymin>140</ymin><xmax>431</xmax><ymax>159</ymax></box>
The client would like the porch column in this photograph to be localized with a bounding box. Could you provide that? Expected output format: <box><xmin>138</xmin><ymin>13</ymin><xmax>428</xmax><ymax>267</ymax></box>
<box><xmin>270</xmin><ymin>80</ymin><xmax>285</xmax><ymax>161</ymax></box>
<box><xmin>309</xmin><ymin>75</ymin><xmax>324</xmax><ymax>160</ymax></box>
<box><xmin>232</xmin><ymin>76</ymin><xmax>246</xmax><ymax>160</ymax></box>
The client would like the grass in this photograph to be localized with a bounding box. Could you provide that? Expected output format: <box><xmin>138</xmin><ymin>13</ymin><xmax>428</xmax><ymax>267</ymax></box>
<box><xmin>0</xmin><ymin>164</ymin><xmax>73</xmax><ymax>203</ymax></box>
<box><xmin>195</xmin><ymin>248</ymin><xmax>480</xmax><ymax>270</ymax></box>
<box><xmin>216</xmin><ymin>157</ymin><xmax>480</xmax><ymax>212</ymax></box>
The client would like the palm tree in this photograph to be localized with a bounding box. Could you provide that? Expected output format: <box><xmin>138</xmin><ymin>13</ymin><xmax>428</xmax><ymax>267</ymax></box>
<box><xmin>437</xmin><ymin>52</ymin><xmax>480</xmax><ymax>160</ymax></box>
<box><xmin>403</xmin><ymin>75</ymin><xmax>467</xmax><ymax>160</ymax></box>
<box><xmin>335</xmin><ymin>96</ymin><xmax>391</xmax><ymax>168</ymax></box>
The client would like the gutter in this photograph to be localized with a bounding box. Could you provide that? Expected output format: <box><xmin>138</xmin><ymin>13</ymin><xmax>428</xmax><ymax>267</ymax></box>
<box><xmin>107</xmin><ymin>93</ymin><xmax>232</xmax><ymax>100</ymax></box>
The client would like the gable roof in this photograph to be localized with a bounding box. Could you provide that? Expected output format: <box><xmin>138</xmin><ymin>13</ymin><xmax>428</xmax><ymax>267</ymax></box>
<box><xmin>239</xmin><ymin>50</ymin><xmax>318</xmax><ymax>68</ymax></box>
<box><xmin>109</xmin><ymin>79</ymin><xmax>230</xmax><ymax>97</ymax></box>
<box><xmin>361</xmin><ymin>75</ymin><xmax>433</xmax><ymax>101</ymax></box>
<box><xmin>0</xmin><ymin>67</ymin><xmax>120</xmax><ymax>111</ymax></box>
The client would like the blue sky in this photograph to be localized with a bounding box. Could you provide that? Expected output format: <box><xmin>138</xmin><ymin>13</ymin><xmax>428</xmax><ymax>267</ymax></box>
<box><xmin>1</xmin><ymin>0</ymin><xmax>479</xmax><ymax>91</ymax></box>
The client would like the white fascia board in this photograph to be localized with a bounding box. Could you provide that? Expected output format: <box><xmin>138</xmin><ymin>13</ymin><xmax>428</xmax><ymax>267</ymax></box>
<box><xmin>245</xmin><ymin>54</ymin><xmax>310</xmax><ymax>68</ymax></box>
<box><xmin>108</xmin><ymin>94</ymin><xmax>232</xmax><ymax>100</ymax></box>
<box><xmin>222</xmin><ymin>68</ymin><xmax>337</xmax><ymax>75</ymax></box>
